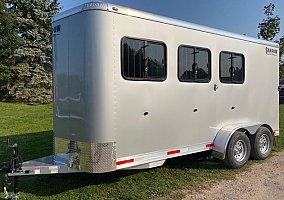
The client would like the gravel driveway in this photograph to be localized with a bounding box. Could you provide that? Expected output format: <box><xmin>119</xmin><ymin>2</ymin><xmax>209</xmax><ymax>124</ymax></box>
<box><xmin>183</xmin><ymin>151</ymin><xmax>284</xmax><ymax>200</ymax></box>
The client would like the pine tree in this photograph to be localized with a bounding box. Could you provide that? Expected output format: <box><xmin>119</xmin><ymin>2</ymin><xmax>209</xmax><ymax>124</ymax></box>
<box><xmin>7</xmin><ymin>0</ymin><xmax>61</xmax><ymax>103</ymax></box>
<box><xmin>0</xmin><ymin>0</ymin><xmax>20</xmax><ymax>64</ymax></box>
<box><xmin>0</xmin><ymin>0</ymin><xmax>19</xmax><ymax>100</ymax></box>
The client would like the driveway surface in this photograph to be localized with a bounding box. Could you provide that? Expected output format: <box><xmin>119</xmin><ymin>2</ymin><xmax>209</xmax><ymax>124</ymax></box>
<box><xmin>183</xmin><ymin>151</ymin><xmax>284</xmax><ymax>200</ymax></box>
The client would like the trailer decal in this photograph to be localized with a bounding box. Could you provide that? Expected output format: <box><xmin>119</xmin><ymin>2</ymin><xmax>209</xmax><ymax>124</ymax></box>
<box><xmin>49</xmin><ymin>166</ymin><xmax>59</xmax><ymax>174</ymax></box>
<box><xmin>265</xmin><ymin>47</ymin><xmax>278</xmax><ymax>56</ymax></box>
<box><xmin>34</xmin><ymin>167</ymin><xmax>40</xmax><ymax>175</ymax></box>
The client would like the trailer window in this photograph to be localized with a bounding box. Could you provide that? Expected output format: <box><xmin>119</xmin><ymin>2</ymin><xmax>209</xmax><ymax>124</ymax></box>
<box><xmin>121</xmin><ymin>37</ymin><xmax>166</xmax><ymax>81</ymax></box>
<box><xmin>178</xmin><ymin>45</ymin><xmax>211</xmax><ymax>83</ymax></box>
<box><xmin>220</xmin><ymin>52</ymin><xmax>245</xmax><ymax>84</ymax></box>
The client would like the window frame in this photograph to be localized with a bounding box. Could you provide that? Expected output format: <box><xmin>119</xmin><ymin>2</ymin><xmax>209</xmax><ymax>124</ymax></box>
<box><xmin>219</xmin><ymin>51</ymin><xmax>245</xmax><ymax>84</ymax></box>
<box><xmin>178</xmin><ymin>45</ymin><xmax>212</xmax><ymax>83</ymax></box>
<box><xmin>121</xmin><ymin>36</ymin><xmax>167</xmax><ymax>82</ymax></box>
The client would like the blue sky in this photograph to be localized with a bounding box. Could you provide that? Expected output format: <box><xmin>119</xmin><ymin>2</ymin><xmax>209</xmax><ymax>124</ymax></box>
<box><xmin>59</xmin><ymin>0</ymin><xmax>284</xmax><ymax>40</ymax></box>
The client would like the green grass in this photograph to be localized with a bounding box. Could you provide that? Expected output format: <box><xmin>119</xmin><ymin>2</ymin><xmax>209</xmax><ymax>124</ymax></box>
<box><xmin>0</xmin><ymin>103</ymin><xmax>283</xmax><ymax>200</ymax></box>
<box><xmin>0</xmin><ymin>103</ymin><xmax>53</xmax><ymax>137</ymax></box>
<box><xmin>275</xmin><ymin>104</ymin><xmax>284</xmax><ymax>150</ymax></box>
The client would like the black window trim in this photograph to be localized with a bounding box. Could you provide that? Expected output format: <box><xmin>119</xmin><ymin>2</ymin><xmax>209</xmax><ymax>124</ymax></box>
<box><xmin>219</xmin><ymin>51</ymin><xmax>245</xmax><ymax>84</ymax></box>
<box><xmin>121</xmin><ymin>36</ymin><xmax>167</xmax><ymax>82</ymax></box>
<box><xmin>177</xmin><ymin>44</ymin><xmax>212</xmax><ymax>83</ymax></box>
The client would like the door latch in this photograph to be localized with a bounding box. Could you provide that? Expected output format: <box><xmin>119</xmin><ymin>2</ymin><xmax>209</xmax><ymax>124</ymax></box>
<box><xmin>214</xmin><ymin>84</ymin><xmax>218</xmax><ymax>91</ymax></box>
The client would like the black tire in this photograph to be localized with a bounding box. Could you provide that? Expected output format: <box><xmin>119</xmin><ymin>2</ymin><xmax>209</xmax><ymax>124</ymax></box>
<box><xmin>250</xmin><ymin>127</ymin><xmax>273</xmax><ymax>160</ymax></box>
<box><xmin>224</xmin><ymin>131</ymin><xmax>251</xmax><ymax>169</ymax></box>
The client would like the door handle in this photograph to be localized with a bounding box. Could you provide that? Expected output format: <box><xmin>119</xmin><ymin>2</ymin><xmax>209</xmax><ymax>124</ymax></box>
<box><xmin>214</xmin><ymin>84</ymin><xmax>218</xmax><ymax>91</ymax></box>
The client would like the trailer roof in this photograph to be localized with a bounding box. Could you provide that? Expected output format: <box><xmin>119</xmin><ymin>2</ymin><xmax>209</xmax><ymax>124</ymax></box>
<box><xmin>53</xmin><ymin>1</ymin><xmax>278</xmax><ymax>48</ymax></box>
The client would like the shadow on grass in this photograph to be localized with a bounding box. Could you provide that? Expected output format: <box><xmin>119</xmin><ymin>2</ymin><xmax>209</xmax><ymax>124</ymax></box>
<box><xmin>1</xmin><ymin>132</ymin><xmax>226</xmax><ymax>197</ymax></box>
<box><xmin>0</xmin><ymin>131</ymin><xmax>53</xmax><ymax>163</ymax></box>
<box><xmin>164</xmin><ymin>151</ymin><xmax>225</xmax><ymax>170</ymax></box>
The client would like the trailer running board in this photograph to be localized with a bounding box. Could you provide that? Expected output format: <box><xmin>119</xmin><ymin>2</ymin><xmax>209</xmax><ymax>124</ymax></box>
<box><xmin>8</xmin><ymin>154</ymin><xmax>80</xmax><ymax>177</ymax></box>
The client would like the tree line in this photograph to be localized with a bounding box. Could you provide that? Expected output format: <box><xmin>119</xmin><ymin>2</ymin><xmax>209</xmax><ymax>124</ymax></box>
<box><xmin>0</xmin><ymin>2</ymin><xmax>283</xmax><ymax>103</ymax></box>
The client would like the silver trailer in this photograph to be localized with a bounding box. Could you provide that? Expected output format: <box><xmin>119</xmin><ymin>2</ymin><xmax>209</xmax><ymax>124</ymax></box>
<box><xmin>1</xmin><ymin>1</ymin><xmax>279</xmax><ymax>198</ymax></box>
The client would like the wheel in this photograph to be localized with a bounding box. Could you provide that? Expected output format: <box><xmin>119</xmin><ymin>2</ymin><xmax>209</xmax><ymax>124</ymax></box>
<box><xmin>224</xmin><ymin>131</ymin><xmax>251</xmax><ymax>169</ymax></box>
<box><xmin>250</xmin><ymin>127</ymin><xmax>273</xmax><ymax>160</ymax></box>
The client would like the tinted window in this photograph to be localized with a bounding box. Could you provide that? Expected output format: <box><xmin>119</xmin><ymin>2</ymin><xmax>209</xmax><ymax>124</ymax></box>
<box><xmin>122</xmin><ymin>37</ymin><xmax>166</xmax><ymax>81</ymax></box>
<box><xmin>178</xmin><ymin>46</ymin><xmax>211</xmax><ymax>82</ymax></box>
<box><xmin>220</xmin><ymin>52</ymin><xmax>245</xmax><ymax>84</ymax></box>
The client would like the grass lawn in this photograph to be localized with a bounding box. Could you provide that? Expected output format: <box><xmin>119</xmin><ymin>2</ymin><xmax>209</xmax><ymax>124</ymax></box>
<box><xmin>0</xmin><ymin>102</ymin><xmax>283</xmax><ymax>200</ymax></box>
<box><xmin>276</xmin><ymin>104</ymin><xmax>284</xmax><ymax>150</ymax></box>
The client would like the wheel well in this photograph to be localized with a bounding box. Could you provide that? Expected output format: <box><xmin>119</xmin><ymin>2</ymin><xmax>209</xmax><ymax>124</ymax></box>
<box><xmin>237</xmin><ymin>124</ymin><xmax>272</xmax><ymax>135</ymax></box>
<box><xmin>261</xmin><ymin>124</ymin><xmax>273</xmax><ymax>134</ymax></box>
<box><xmin>236</xmin><ymin>125</ymin><xmax>273</xmax><ymax>143</ymax></box>
<box><xmin>212</xmin><ymin>123</ymin><xmax>273</xmax><ymax>160</ymax></box>
<box><xmin>236</xmin><ymin>128</ymin><xmax>251</xmax><ymax>139</ymax></box>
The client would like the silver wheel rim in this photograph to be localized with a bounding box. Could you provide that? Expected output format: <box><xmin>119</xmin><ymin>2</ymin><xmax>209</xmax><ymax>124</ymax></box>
<box><xmin>259</xmin><ymin>134</ymin><xmax>270</xmax><ymax>154</ymax></box>
<box><xmin>233</xmin><ymin>140</ymin><xmax>246</xmax><ymax>162</ymax></box>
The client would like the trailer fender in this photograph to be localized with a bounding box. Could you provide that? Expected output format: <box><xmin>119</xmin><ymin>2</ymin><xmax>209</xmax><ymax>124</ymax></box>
<box><xmin>212</xmin><ymin>122</ymin><xmax>263</xmax><ymax>160</ymax></box>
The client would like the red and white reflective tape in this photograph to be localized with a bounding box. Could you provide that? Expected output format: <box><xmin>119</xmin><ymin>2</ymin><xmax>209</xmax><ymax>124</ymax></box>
<box><xmin>116</xmin><ymin>159</ymin><xmax>134</xmax><ymax>166</ymax></box>
<box><xmin>273</xmin><ymin>130</ymin><xmax>280</xmax><ymax>136</ymax></box>
<box><xmin>167</xmin><ymin>149</ymin><xmax>181</xmax><ymax>155</ymax></box>
<box><xmin>116</xmin><ymin>142</ymin><xmax>214</xmax><ymax>169</ymax></box>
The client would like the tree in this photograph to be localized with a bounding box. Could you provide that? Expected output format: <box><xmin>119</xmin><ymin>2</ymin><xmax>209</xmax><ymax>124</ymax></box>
<box><xmin>258</xmin><ymin>3</ymin><xmax>280</xmax><ymax>41</ymax></box>
<box><xmin>280</xmin><ymin>36</ymin><xmax>284</xmax><ymax>63</ymax></box>
<box><xmin>258</xmin><ymin>3</ymin><xmax>284</xmax><ymax>79</ymax></box>
<box><xmin>280</xmin><ymin>36</ymin><xmax>284</xmax><ymax>79</ymax></box>
<box><xmin>6</xmin><ymin>0</ymin><xmax>61</xmax><ymax>103</ymax></box>
<box><xmin>0</xmin><ymin>0</ymin><xmax>19</xmax><ymax>99</ymax></box>
<box><xmin>0</xmin><ymin>64</ymin><xmax>14</xmax><ymax>100</ymax></box>
<box><xmin>0</xmin><ymin>0</ymin><xmax>21</xmax><ymax>65</ymax></box>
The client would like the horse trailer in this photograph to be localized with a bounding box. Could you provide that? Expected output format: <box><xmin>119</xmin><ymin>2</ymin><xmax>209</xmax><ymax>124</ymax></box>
<box><xmin>1</xmin><ymin>1</ymin><xmax>279</xmax><ymax>198</ymax></box>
